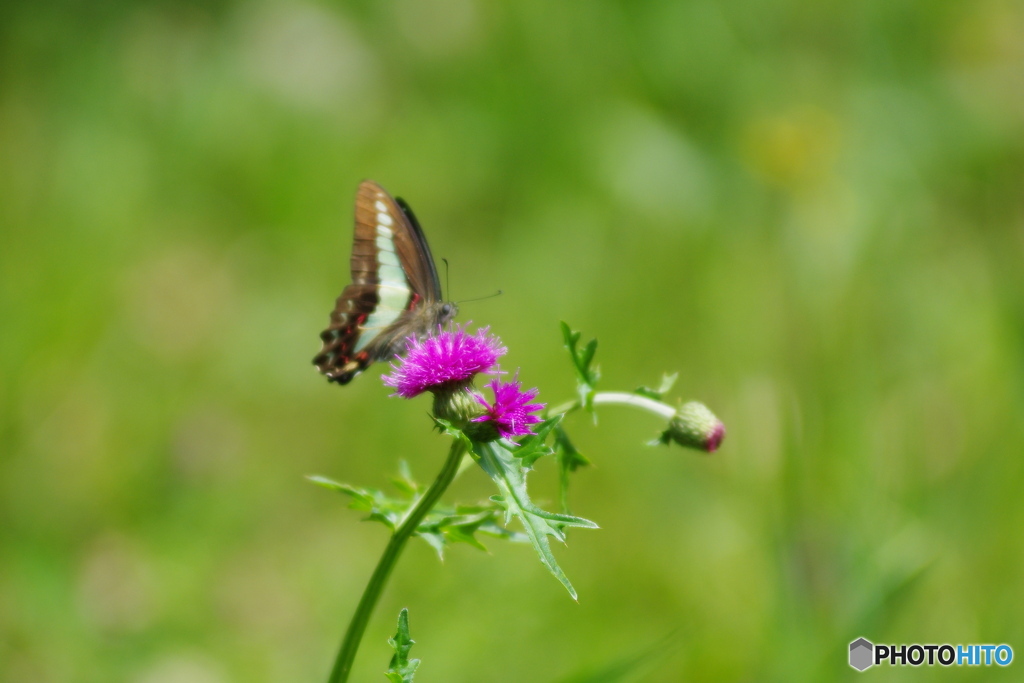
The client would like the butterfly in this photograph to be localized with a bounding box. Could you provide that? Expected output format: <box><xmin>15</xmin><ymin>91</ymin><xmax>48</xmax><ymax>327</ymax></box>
<box><xmin>313</xmin><ymin>180</ymin><xmax>458</xmax><ymax>384</ymax></box>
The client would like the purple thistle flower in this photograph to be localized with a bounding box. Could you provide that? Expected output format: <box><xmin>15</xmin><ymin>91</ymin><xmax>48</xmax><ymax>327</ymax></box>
<box><xmin>382</xmin><ymin>326</ymin><xmax>506</xmax><ymax>398</ymax></box>
<box><xmin>471</xmin><ymin>376</ymin><xmax>545</xmax><ymax>439</ymax></box>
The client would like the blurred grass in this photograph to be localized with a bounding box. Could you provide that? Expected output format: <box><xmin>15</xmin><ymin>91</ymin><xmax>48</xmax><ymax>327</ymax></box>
<box><xmin>2</xmin><ymin>0</ymin><xmax>1023</xmax><ymax>681</ymax></box>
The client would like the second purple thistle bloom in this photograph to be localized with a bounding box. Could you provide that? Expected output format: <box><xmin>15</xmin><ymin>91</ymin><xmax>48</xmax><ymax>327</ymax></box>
<box><xmin>471</xmin><ymin>377</ymin><xmax>545</xmax><ymax>439</ymax></box>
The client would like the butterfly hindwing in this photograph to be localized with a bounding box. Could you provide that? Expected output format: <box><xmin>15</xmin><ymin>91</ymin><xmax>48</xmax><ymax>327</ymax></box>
<box><xmin>313</xmin><ymin>181</ymin><xmax>456</xmax><ymax>384</ymax></box>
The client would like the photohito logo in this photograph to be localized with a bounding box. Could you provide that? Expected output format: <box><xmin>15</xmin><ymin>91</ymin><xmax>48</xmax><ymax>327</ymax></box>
<box><xmin>849</xmin><ymin>637</ymin><xmax>1013</xmax><ymax>671</ymax></box>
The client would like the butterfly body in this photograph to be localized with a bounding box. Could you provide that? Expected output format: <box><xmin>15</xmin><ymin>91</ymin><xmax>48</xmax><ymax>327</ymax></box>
<box><xmin>314</xmin><ymin>181</ymin><xmax>457</xmax><ymax>384</ymax></box>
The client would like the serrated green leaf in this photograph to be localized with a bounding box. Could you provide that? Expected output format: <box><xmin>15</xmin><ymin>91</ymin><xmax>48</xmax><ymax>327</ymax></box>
<box><xmin>555</xmin><ymin>427</ymin><xmax>590</xmax><ymax>472</ymax></box>
<box><xmin>513</xmin><ymin>414</ymin><xmax>562</xmax><ymax>469</ymax></box>
<box><xmin>309</xmin><ymin>476</ymin><xmax>400</xmax><ymax>530</ymax></box>
<box><xmin>310</xmin><ymin>466</ymin><xmax>516</xmax><ymax>558</ymax></box>
<box><xmin>471</xmin><ymin>439</ymin><xmax>598</xmax><ymax>599</ymax></box>
<box><xmin>580</xmin><ymin>338</ymin><xmax>598</xmax><ymax>375</ymax></box>
<box><xmin>554</xmin><ymin>426</ymin><xmax>590</xmax><ymax>513</ymax></box>
<box><xmin>417</xmin><ymin>531</ymin><xmax>446</xmax><ymax>558</ymax></box>
<box><xmin>560</xmin><ymin>320</ymin><xmax>580</xmax><ymax>350</ymax></box>
<box><xmin>561</xmin><ymin>323</ymin><xmax>601</xmax><ymax>421</ymax></box>
<box><xmin>441</xmin><ymin>525</ymin><xmax>488</xmax><ymax>551</ymax></box>
<box><xmin>561</xmin><ymin>321</ymin><xmax>599</xmax><ymax>390</ymax></box>
<box><xmin>385</xmin><ymin>608</ymin><xmax>420</xmax><ymax>683</ymax></box>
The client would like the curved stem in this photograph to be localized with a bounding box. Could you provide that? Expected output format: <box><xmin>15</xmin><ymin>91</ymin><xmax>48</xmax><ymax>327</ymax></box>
<box><xmin>545</xmin><ymin>399</ymin><xmax>579</xmax><ymax>418</ymax></box>
<box><xmin>547</xmin><ymin>392</ymin><xmax>676</xmax><ymax>421</ymax></box>
<box><xmin>327</xmin><ymin>438</ymin><xmax>467</xmax><ymax>683</ymax></box>
<box><xmin>592</xmin><ymin>391</ymin><xmax>676</xmax><ymax>419</ymax></box>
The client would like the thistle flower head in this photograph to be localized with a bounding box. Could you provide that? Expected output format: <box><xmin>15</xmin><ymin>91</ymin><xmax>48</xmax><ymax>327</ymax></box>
<box><xmin>471</xmin><ymin>376</ymin><xmax>545</xmax><ymax>439</ymax></box>
<box><xmin>382</xmin><ymin>325</ymin><xmax>506</xmax><ymax>399</ymax></box>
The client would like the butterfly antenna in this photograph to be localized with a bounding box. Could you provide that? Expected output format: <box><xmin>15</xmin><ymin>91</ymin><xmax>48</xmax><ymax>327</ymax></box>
<box><xmin>457</xmin><ymin>290</ymin><xmax>503</xmax><ymax>304</ymax></box>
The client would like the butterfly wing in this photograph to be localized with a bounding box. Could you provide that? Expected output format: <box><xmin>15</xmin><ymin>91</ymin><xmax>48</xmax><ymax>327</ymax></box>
<box><xmin>313</xmin><ymin>181</ymin><xmax>446</xmax><ymax>384</ymax></box>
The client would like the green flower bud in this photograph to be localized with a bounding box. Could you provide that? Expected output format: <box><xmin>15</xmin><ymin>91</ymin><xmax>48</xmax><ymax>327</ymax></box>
<box><xmin>432</xmin><ymin>385</ymin><xmax>486</xmax><ymax>427</ymax></box>
<box><xmin>656</xmin><ymin>401</ymin><xmax>725</xmax><ymax>452</ymax></box>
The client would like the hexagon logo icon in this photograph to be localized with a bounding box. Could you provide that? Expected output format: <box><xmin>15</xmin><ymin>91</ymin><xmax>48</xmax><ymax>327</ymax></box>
<box><xmin>849</xmin><ymin>637</ymin><xmax>874</xmax><ymax>671</ymax></box>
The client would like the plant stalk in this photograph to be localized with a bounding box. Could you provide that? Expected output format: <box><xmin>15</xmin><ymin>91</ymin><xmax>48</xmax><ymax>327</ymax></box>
<box><xmin>547</xmin><ymin>391</ymin><xmax>676</xmax><ymax>420</ymax></box>
<box><xmin>327</xmin><ymin>438</ymin><xmax>467</xmax><ymax>683</ymax></box>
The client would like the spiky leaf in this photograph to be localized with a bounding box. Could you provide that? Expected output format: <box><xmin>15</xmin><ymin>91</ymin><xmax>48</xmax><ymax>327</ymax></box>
<box><xmin>471</xmin><ymin>438</ymin><xmax>598</xmax><ymax>599</ymax></box>
<box><xmin>385</xmin><ymin>608</ymin><xmax>420</xmax><ymax>683</ymax></box>
<box><xmin>561</xmin><ymin>322</ymin><xmax>600</xmax><ymax>412</ymax></box>
<box><xmin>309</xmin><ymin>470</ymin><xmax>522</xmax><ymax>559</ymax></box>
<box><xmin>554</xmin><ymin>426</ymin><xmax>590</xmax><ymax>513</ymax></box>
<box><xmin>513</xmin><ymin>414</ymin><xmax>562</xmax><ymax>469</ymax></box>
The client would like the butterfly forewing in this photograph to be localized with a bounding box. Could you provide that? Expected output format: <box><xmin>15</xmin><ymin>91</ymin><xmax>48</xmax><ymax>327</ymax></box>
<box><xmin>313</xmin><ymin>181</ymin><xmax>456</xmax><ymax>385</ymax></box>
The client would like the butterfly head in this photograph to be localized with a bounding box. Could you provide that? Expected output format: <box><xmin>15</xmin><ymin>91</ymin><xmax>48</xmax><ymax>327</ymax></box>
<box><xmin>439</xmin><ymin>301</ymin><xmax>458</xmax><ymax>326</ymax></box>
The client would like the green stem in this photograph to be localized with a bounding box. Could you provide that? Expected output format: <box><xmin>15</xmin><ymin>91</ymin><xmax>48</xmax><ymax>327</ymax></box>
<box><xmin>592</xmin><ymin>391</ymin><xmax>676</xmax><ymax>418</ymax></box>
<box><xmin>327</xmin><ymin>438</ymin><xmax>467</xmax><ymax>683</ymax></box>
<box><xmin>546</xmin><ymin>399</ymin><xmax>579</xmax><ymax>418</ymax></box>
<box><xmin>547</xmin><ymin>392</ymin><xmax>676</xmax><ymax>421</ymax></box>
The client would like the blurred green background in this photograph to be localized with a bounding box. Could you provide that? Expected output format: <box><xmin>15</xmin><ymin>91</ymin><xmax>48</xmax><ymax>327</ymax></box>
<box><xmin>2</xmin><ymin>1</ymin><xmax>1023</xmax><ymax>681</ymax></box>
